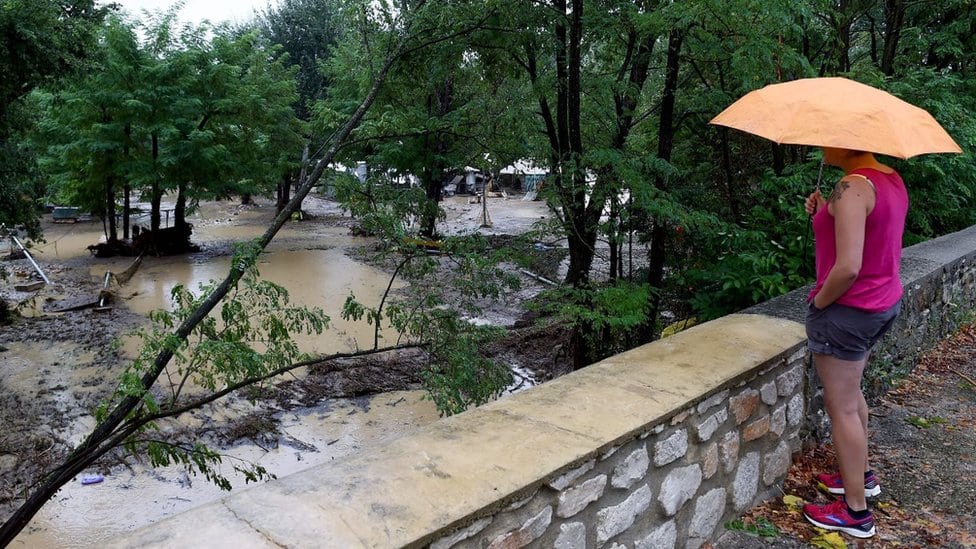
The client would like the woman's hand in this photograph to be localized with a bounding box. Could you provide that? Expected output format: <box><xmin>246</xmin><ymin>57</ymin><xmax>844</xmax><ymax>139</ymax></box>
<box><xmin>805</xmin><ymin>188</ymin><xmax>826</xmax><ymax>216</ymax></box>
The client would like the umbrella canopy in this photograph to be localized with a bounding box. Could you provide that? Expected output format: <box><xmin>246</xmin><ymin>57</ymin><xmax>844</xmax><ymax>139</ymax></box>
<box><xmin>710</xmin><ymin>77</ymin><xmax>962</xmax><ymax>159</ymax></box>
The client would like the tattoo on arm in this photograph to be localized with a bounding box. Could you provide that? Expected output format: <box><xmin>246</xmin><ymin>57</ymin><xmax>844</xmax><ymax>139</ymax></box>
<box><xmin>829</xmin><ymin>181</ymin><xmax>851</xmax><ymax>203</ymax></box>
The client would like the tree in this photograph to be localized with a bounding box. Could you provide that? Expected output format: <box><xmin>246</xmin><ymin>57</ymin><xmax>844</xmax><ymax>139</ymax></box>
<box><xmin>160</xmin><ymin>25</ymin><xmax>303</xmax><ymax>237</ymax></box>
<box><xmin>36</xmin><ymin>14</ymin><xmax>305</xmax><ymax>253</ymax></box>
<box><xmin>0</xmin><ymin>0</ymin><xmax>108</xmax><ymax>236</ymax></box>
<box><xmin>254</xmin><ymin>0</ymin><xmax>344</xmax><ymax>214</ymax></box>
<box><xmin>36</xmin><ymin>16</ymin><xmax>143</xmax><ymax>245</ymax></box>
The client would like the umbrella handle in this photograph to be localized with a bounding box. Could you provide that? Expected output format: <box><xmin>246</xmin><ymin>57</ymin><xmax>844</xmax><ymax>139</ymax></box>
<box><xmin>815</xmin><ymin>157</ymin><xmax>825</xmax><ymax>194</ymax></box>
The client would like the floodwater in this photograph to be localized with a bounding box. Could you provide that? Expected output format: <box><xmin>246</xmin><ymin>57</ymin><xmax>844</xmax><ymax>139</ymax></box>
<box><xmin>12</xmin><ymin>390</ymin><xmax>438</xmax><ymax>548</ymax></box>
<box><xmin>6</xmin><ymin>195</ymin><xmax>553</xmax><ymax>547</ymax></box>
<box><xmin>108</xmin><ymin>247</ymin><xmax>405</xmax><ymax>358</ymax></box>
<box><xmin>8</xmin><ymin>199</ymin><xmax>441</xmax><ymax>548</ymax></box>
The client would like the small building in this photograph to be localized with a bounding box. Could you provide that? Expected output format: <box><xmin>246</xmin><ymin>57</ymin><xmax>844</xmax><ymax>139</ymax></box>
<box><xmin>499</xmin><ymin>160</ymin><xmax>548</xmax><ymax>192</ymax></box>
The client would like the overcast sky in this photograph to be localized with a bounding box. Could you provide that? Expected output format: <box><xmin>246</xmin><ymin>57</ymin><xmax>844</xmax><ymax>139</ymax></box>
<box><xmin>101</xmin><ymin>0</ymin><xmax>279</xmax><ymax>26</ymax></box>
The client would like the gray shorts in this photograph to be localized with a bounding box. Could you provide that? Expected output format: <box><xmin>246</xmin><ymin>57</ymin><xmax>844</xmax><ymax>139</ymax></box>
<box><xmin>805</xmin><ymin>301</ymin><xmax>901</xmax><ymax>361</ymax></box>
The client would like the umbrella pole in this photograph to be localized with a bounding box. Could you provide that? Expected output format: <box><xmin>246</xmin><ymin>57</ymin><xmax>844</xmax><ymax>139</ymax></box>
<box><xmin>815</xmin><ymin>157</ymin><xmax>825</xmax><ymax>194</ymax></box>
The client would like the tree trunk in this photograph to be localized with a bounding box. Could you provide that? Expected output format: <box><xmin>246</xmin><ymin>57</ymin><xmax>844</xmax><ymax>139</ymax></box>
<box><xmin>640</xmin><ymin>28</ymin><xmax>684</xmax><ymax>344</ymax></box>
<box><xmin>881</xmin><ymin>0</ymin><xmax>905</xmax><ymax>76</ymax></box>
<box><xmin>420</xmin><ymin>79</ymin><xmax>452</xmax><ymax>238</ymax></box>
<box><xmin>123</xmin><ymin>124</ymin><xmax>131</xmax><ymax>240</ymax></box>
<box><xmin>101</xmin><ymin>108</ymin><xmax>118</xmax><ymax>243</ymax></box>
<box><xmin>175</xmin><ymin>181</ymin><xmax>188</xmax><ymax>232</ymax></box>
<box><xmin>608</xmin><ymin>190</ymin><xmax>620</xmax><ymax>281</ymax></box>
<box><xmin>719</xmin><ymin>127</ymin><xmax>741</xmax><ymax>222</ymax></box>
<box><xmin>276</xmin><ymin>174</ymin><xmax>292</xmax><ymax>214</ymax></box>
<box><xmin>833</xmin><ymin>0</ymin><xmax>853</xmax><ymax>73</ymax></box>
<box><xmin>151</xmin><ymin>131</ymin><xmax>161</xmax><ymax>233</ymax></box>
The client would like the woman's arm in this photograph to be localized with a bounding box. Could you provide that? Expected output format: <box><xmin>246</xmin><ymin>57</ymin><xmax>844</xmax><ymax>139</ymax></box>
<box><xmin>812</xmin><ymin>176</ymin><xmax>876</xmax><ymax>309</ymax></box>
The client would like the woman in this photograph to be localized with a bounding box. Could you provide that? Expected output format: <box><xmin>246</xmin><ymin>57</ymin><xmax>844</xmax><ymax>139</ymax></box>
<box><xmin>801</xmin><ymin>147</ymin><xmax>908</xmax><ymax>539</ymax></box>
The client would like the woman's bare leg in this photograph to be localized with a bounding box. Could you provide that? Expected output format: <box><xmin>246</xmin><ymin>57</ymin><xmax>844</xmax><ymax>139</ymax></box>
<box><xmin>815</xmin><ymin>352</ymin><xmax>869</xmax><ymax>510</ymax></box>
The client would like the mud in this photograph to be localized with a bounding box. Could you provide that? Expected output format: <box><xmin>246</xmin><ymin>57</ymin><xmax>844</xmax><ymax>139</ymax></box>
<box><xmin>0</xmin><ymin>191</ymin><xmax>564</xmax><ymax>545</ymax></box>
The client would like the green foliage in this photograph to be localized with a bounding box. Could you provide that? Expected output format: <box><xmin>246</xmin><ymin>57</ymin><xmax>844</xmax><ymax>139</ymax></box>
<box><xmin>341</xmin><ymin>231</ymin><xmax>521</xmax><ymax>415</ymax></box>
<box><xmin>254</xmin><ymin>0</ymin><xmax>344</xmax><ymax>121</ymax></box>
<box><xmin>98</xmin><ymin>246</ymin><xmax>328</xmax><ymax>490</ymax></box>
<box><xmin>335</xmin><ymin>169</ymin><xmax>521</xmax><ymax>415</ymax></box>
<box><xmin>530</xmin><ymin>281</ymin><xmax>651</xmax><ymax>363</ymax></box>
<box><xmin>33</xmin><ymin>13</ymin><xmax>304</xmax><ymax>238</ymax></box>
<box><xmin>884</xmin><ymin>71</ymin><xmax>976</xmax><ymax>242</ymax></box>
<box><xmin>679</xmin><ymin>163</ymin><xmax>819</xmax><ymax>319</ymax></box>
<box><xmin>725</xmin><ymin>517</ymin><xmax>780</xmax><ymax>538</ymax></box>
<box><xmin>0</xmin><ymin>0</ymin><xmax>107</xmax><ymax>235</ymax></box>
<box><xmin>906</xmin><ymin>415</ymin><xmax>947</xmax><ymax>429</ymax></box>
<box><xmin>413</xmin><ymin>312</ymin><xmax>510</xmax><ymax>416</ymax></box>
<box><xmin>543</xmin><ymin>283</ymin><xmax>650</xmax><ymax>338</ymax></box>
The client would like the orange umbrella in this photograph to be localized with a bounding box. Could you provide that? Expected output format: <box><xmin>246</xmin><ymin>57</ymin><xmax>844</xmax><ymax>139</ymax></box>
<box><xmin>710</xmin><ymin>77</ymin><xmax>962</xmax><ymax>159</ymax></box>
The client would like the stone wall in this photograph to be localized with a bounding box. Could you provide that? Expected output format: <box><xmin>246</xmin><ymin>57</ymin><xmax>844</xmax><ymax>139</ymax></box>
<box><xmin>435</xmin><ymin>346</ymin><xmax>808</xmax><ymax>549</ymax></box>
<box><xmin>110</xmin><ymin>225</ymin><xmax>976</xmax><ymax>549</ymax></box>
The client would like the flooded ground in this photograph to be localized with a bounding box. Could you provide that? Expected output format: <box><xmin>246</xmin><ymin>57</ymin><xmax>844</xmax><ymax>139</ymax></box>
<box><xmin>14</xmin><ymin>390</ymin><xmax>439</xmax><ymax>548</ymax></box>
<box><xmin>1</xmin><ymin>192</ymin><xmax>556</xmax><ymax>547</ymax></box>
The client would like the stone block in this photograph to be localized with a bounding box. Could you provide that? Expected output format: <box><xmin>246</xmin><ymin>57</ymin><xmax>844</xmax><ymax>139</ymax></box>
<box><xmin>763</xmin><ymin>441</ymin><xmax>792</xmax><ymax>486</ymax></box>
<box><xmin>788</xmin><ymin>347</ymin><xmax>806</xmax><ymax>364</ymax></box>
<box><xmin>770</xmin><ymin>404</ymin><xmax>787</xmax><ymax>437</ymax></box>
<box><xmin>653</xmin><ymin>430</ymin><xmax>688</xmax><ymax>467</ymax></box>
<box><xmin>729</xmin><ymin>389</ymin><xmax>760</xmax><ymax>424</ymax></box>
<box><xmin>733</xmin><ymin>452</ymin><xmax>760</xmax><ymax>511</ymax></box>
<box><xmin>787</xmin><ymin>393</ymin><xmax>804</xmax><ymax>427</ymax></box>
<box><xmin>553</xmin><ymin>522</ymin><xmax>586</xmax><ymax>549</ymax></box>
<box><xmin>612</xmin><ymin>446</ymin><xmax>649</xmax><ymax>489</ymax></box>
<box><xmin>549</xmin><ymin>461</ymin><xmax>595</xmax><ymax>491</ymax></box>
<box><xmin>696</xmin><ymin>408</ymin><xmax>728</xmax><ymax>442</ymax></box>
<box><xmin>557</xmin><ymin>475</ymin><xmax>607</xmax><ymax>518</ymax></box>
<box><xmin>596</xmin><ymin>484</ymin><xmax>652</xmax><ymax>545</ymax></box>
<box><xmin>658</xmin><ymin>464</ymin><xmax>702</xmax><ymax>516</ymax></box>
<box><xmin>487</xmin><ymin>506</ymin><xmax>552</xmax><ymax>549</ymax></box>
<box><xmin>696</xmin><ymin>390</ymin><xmax>729</xmax><ymax>414</ymax></box>
<box><xmin>689</xmin><ymin>488</ymin><xmax>727</xmax><ymax>540</ymax></box>
<box><xmin>776</xmin><ymin>365</ymin><xmax>804</xmax><ymax>396</ymax></box>
<box><xmin>719</xmin><ymin>431</ymin><xmax>740</xmax><ymax>473</ymax></box>
<box><xmin>760</xmin><ymin>381</ymin><xmax>778</xmax><ymax>405</ymax></box>
<box><xmin>742</xmin><ymin>415</ymin><xmax>770</xmax><ymax>442</ymax></box>
<box><xmin>669</xmin><ymin>408</ymin><xmax>691</xmax><ymax>426</ymax></box>
<box><xmin>702</xmin><ymin>443</ymin><xmax>719</xmax><ymax>479</ymax></box>
<box><xmin>635</xmin><ymin>521</ymin><xmax>676</xmax><ymax>549</ymax></box>
<box><xmin>430</xmin><ymin>518</ymin><xmax>492</xmax><ymax>549</ymax></box>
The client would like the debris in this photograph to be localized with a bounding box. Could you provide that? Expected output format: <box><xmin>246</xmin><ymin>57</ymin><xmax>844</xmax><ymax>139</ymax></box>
<box><xmin>5</xmin><ymin>231</ymin><xmax>50</xmax><ymax>285</ymax></box>
<box><xmin>519</xmin><ymin>269</ymin><xmax>557</xmax><ymax>286</ymax></box>
<box><xmin>81</xmin><ymin>474</ymin><xmax>104</xmax><ymax>485</ymax></box>
<box><xmin>14</xmin><ymin>281</ymin><xmax>45</xmax><ymax>292</ymax></box>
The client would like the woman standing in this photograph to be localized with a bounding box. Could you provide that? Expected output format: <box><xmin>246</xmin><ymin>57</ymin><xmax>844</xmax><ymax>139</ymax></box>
<box><xmin>801</xmin><ymin>147</ymin><xmax>908</xmax><ymax>539</ymax></box>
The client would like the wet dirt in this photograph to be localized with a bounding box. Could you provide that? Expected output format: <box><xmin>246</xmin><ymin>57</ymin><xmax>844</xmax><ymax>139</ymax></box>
<box><xmin>0</xmin><ymin>191</ymin><xmax>564</xmax><ymax>546</ymax></box>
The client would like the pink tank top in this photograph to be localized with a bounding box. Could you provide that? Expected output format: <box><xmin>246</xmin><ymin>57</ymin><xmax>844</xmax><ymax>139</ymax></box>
<box><xmin>809</xmin><ymin>168</ymin><xmax>909</xmax><ymax>312</ymax></box>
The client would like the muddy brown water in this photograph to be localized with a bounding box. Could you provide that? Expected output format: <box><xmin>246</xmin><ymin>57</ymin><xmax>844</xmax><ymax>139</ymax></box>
<box><xmin>6</xmin><ymin>199</ymin><xmax>442</xmax><ymax>547</ymax></box>
<box><xmin>6</xmin><ymin>195</ymin><xmax>552</xmax><ymax>547</ymax></box>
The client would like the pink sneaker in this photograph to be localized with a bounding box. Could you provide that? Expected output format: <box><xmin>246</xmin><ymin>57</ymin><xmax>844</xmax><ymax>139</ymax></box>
<box><xmin>815</xmin><ymin>471</ymin><xmax>881</xmax><ymax>497</ymax></box>
<box><xmin>803</xmin><ymin>499</ymin><xmax>876</xmax><ymax>538</ymax></box>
